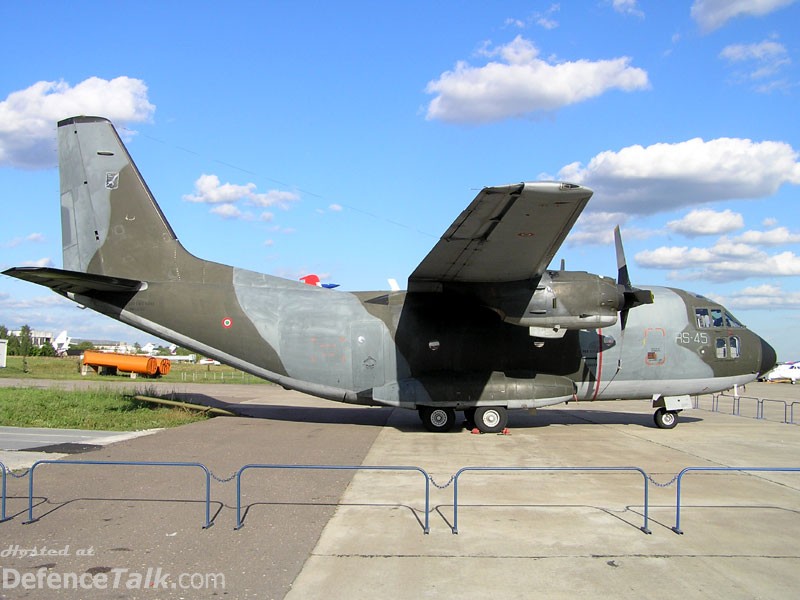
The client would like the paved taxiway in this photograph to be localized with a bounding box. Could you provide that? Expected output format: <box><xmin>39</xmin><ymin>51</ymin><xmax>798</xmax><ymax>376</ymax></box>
<box><xmin>1</xmin><ymin>380</ymin><xmax>799</xmax><ymax>598</ymax></box>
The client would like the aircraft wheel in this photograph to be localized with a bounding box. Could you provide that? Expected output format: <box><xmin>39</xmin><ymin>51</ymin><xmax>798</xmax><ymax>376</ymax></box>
<box><xmin>473</xmin><ymin>406</ymin><xmax>508</xmax><ymax>433</ymax></box>
<box><xmin>419</xmin><ymin>406</ymin><xmax>457</xmax><ymax>433</ymax></box>
<box><xmin>653</xmin><ymin>407</ymin><xmax>678</xmax><ymax>429</ymax></box>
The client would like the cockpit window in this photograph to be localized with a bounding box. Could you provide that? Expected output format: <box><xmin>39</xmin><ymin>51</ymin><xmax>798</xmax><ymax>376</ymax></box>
<box><xmin>710</xmin><ymin>309</ymin><xmax>724</xmax><ymax>327</ymax></box>
<box><xmin>725</xmin><ymin>311</ymin><xmax>744</xmax><ymax>328</ymax></box>
<box><xmin>695</xmin><ymin>308</ymin><xmax>711</xmax><ymax>328</ymax></box>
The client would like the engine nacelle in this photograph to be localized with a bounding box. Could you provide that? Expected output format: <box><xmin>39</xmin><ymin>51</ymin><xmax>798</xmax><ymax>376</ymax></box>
<box><xmin>499</xmin><ymin>271</ymin><xmax>622</xmax><ymax>331</ymax></box>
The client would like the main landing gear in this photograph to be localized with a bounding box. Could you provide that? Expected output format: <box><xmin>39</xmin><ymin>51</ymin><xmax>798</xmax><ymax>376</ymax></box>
<box><xmin>418</xmin><ymin>406</ymin><xmax>458</xmax><ymax>432</ymax></box>
<box><xmin>464</xmin><ymin>407</ymin><xmax>508</xmax><ymax>433</ymax></box>
<box><xmin>653</xmin><ymin>407</ymin><xmax>679</xmax><ymax>429</ymax></box>
<box><xmin>418</xmin><ymin>406</ymin><xmax>508</xmax><ymax>433</ymax></box>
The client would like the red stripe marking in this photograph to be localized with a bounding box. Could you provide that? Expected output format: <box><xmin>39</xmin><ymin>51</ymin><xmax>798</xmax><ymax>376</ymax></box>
<box><xmin>592</xmin><ymin>328</ymin><xmax>603</xmax><ymax>401</ymax></box>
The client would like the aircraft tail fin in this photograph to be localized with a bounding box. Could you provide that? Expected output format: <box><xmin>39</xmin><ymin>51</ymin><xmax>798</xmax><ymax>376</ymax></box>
<box><xmin>58</xmin><ymin>116</ymin><xmax>189</xmax><ymax>282</ymax></box>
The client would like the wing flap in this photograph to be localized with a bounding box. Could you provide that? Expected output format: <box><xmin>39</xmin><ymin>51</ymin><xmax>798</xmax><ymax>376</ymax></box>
<box><xmin>3</xmin><ymin>267</ymin><xmax>144</xmax><ymax>295</ymax></box>
<box><xmin>409</xmin><ymin>182</ymin><xmax>592</xmax><ymax>286</ymax></box>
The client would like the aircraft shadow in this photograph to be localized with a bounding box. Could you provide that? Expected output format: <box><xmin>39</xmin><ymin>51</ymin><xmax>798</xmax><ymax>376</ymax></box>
<box><xmin>160</xmin><ymin>392</ymin><xmax>394</xmax><ymax>427</ymax></box>
<box><xmin>157</xmin><ymin>392</ymin><xmax>703</xmax><ymax>431</ymax></box>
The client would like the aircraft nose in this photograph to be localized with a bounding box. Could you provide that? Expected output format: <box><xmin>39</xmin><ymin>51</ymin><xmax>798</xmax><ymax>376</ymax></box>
<box><xmin>759</xmin><ymin>336</ymin><xmax>777</xmax><ymax>376</ymax></box>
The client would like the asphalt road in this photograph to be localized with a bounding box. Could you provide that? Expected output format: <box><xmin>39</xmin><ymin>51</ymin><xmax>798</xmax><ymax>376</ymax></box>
<box><xmin>1</xmin><ymin>381</ymin><xmax>393</xmax><ymax>599</ymax></box>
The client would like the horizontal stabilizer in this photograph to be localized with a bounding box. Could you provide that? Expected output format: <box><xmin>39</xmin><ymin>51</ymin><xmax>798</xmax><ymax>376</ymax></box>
<box><xmin>2</xmin><ymin>267</ymin><xmax>144</xmax><ymax>295</ymax></box>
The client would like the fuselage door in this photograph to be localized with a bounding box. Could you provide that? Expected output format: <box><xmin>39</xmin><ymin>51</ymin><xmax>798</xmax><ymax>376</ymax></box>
<box><xmin>351</xmin><ymin>321</ymin><xmax>385</xmax><ymax>391</ymax></box>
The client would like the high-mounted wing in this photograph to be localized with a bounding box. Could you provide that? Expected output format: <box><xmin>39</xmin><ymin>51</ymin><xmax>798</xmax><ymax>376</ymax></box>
<box><xmin>409</xmin><ymin>182</ymin><xmax>592</xmax><ymax>288</ymax></box>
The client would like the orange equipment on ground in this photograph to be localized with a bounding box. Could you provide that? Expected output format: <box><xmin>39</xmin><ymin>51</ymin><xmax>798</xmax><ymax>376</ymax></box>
<box><xmin>158</xmin><ymin>358</ymin><xmax>171</xmax><ymax>376</ymax></box>
<box><xmin>81</xmin><ymin>350</ymin><xmax>170</xmax><ymax>378</ymax></box>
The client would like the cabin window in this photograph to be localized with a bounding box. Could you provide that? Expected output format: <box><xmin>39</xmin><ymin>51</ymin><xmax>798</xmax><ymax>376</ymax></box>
<box><xmin>715</xmin><ymin>336</ymin><xmax>741</xmax><ymax>359</ymax></box>
<box><xmin>729</xmin><ymin>336</ymin><xmax>740</xmax><ymax>358</ymax></box>
<box><xmin>695</xmin><ymin>308</ymin><xmax>711</xmax><ymax>328</ymax></box>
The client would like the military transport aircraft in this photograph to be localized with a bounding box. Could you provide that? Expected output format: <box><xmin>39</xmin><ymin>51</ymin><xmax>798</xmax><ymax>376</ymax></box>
<box><xmin>3</xmin><ymin>117</ymin><xmax>777</xmax><ymax>432</ymax></box>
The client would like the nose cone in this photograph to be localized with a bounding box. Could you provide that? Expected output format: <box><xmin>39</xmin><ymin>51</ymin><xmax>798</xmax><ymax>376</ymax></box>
<box><xmin>759</xmin><ymin>336</ymin><xmax>777</xmax><ymax>376</ymax></box>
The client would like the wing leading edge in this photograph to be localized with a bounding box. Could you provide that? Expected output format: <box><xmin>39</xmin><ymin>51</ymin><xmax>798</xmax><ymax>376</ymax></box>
<box><xmin>408</xmin><ymin>182</ymin><xmax>592</xmax><ymax>289</ymax></box>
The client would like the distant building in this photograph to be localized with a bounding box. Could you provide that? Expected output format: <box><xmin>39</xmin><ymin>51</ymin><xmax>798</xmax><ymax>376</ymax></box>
<box><xmin>9</xmin><ymin>330</ymin><xmax>53</xmax><ymax>348</ymax></box>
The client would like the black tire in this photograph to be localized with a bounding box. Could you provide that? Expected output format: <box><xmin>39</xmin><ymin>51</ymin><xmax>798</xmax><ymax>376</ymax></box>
<box><xmin>419</xmin><ymin>406</ymin><xmax>457</xmax><ymax>433</ymax></box>
<box><xmin>653</xmin><ymin>407</ymin><xmax>678</xmax><ymax>429</ymax></box>
<box><xmin>473</xmin><ymin>406</ymin><xmax>508</xmax><ymax>433</ymax></box>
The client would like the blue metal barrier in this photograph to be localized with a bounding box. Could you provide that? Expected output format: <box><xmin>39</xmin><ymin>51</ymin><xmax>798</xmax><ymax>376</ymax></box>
<box><xmin>1</xmin><ymin>461</ymin><xmax>7</xmax><ymax>523</ymax></box>
<box><xmin>235</xmin><ymin>464</ymin><xmax>430</xmax><ymax>533</ymax></box>
<box><xmin>758</xmin><ymin>398</ymin><xmax>789</xmax><ymax>422</ymax></box>
<box><xmin>25</xmin><ymin>460</ymin><xmax>213</xmax><ymax>528</ymax></box>
<box><xmin>451</xmin><ymin>466</ymin><xmax>651</xmax><ymax>535</ymax></box>
<box><xmin>672</xmin><ymin>466</ymin><xmax>800</xmax><ymax>534</ymax></box>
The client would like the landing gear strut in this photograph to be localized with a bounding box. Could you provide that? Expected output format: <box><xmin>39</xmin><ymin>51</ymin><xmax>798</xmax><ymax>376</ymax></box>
<box><xmin>653</xmin><ymin>407</ymin><xmax>679</xmax><ymax>429</ymax></box>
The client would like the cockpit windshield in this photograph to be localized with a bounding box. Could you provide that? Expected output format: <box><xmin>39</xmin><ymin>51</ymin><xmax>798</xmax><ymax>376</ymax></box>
<box><xmin>695</xmin><ymin>306</ymin><xmax>745</xmax><ymax>329</ymax></box>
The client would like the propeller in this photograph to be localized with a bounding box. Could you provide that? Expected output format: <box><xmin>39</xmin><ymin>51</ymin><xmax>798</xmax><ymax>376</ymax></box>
<box><xmin>614</xmin><ymin>226</ymin><xmax>653</xmax><ymax>330</ymax></box>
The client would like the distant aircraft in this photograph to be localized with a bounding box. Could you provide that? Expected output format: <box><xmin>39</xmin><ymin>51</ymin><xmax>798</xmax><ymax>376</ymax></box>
<box><xmin>761</xmin><ymin>362</ymin><xmax>799</xmax><ymax>384</ymax></box>
<box><xmin>51</xmin><ymin>330</ymin><xmax>71</xmax><ymax>356</ymax></box>
<box><xmin>3</xmin><ymin>117</ymin><xmax>777</xmax><ymax>432</ymax></box>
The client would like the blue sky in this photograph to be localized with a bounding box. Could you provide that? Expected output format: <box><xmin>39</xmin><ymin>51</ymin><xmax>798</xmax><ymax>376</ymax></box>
<box><xmin>1</xmin><ymin>0</ymin><xmax>799</xmax><ymax>360</ymax></box>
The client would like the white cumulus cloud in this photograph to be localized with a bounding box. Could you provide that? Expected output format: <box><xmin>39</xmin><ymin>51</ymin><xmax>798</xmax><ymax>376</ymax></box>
<box><xmin>210</xmin><ymin>203</ymin><xmax>246</xmax><ymax>220</ymax></box>
<box><xmin>734</xmin><ymin>226</ymin><xmax>800</xmax><ymax>245</ymax></box>
<box><xmin>636</xmin><ymin>239</ymin><xmax>800</xmax><ymax>282</ymax></box>
<box><xmin>691</xmin><ymin>0</ymin><xmax>797</xmax><ymax>32</ymax></box>
<box><xmin>667</xmin><ymin>209</ymin><xmax>744</xmax><ymax>236</ymax></box>
<box><xmin>724</xmin><ymin>284</ymin><xmax>800</xmax><ymax>310</ymax></box>
<box><xmin>0</xmin><ymin>77</ymin><xmax>155</xmax><ymax>169</ymax></box>
<box><xmin>557</xmin><ymin>137</ymin><xmax>800</xmax><ymax>215</ymax></box>
<box><xmin>21</xmin><ymin>257</ymin><xmax>54</xmax><ymax>268</ymax></box>
<box><xmin>183</xmin><ymin>174</ymin><xmax>299</xmax><ymax>219</ymax></box>
<box><xmin>424</xmin><ymin>36</ymin><xmax>649</xmax><ymax>124</ymax></box>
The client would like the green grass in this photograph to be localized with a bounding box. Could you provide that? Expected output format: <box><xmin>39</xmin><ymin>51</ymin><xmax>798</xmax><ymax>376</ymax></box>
<box><xmin>0</xmin><ymin>355</ymin><xmax>267</xmax><ymax>384</ymax></box>
<box><xmin>0</xmin><ymin>387</ymin><xmax>209</xmax><ymax>430</ymax></box>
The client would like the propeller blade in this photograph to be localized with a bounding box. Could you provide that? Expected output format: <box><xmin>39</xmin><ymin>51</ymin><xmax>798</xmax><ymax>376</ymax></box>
<box><xmin>613</xmin><ymin>226</ymin><xmax>653</xmax><ymax>330</ymax></box>
<box><xmin>614</xmin><ymin>225</ymin><xmax>631</xmax><ymax>290</ymax></box>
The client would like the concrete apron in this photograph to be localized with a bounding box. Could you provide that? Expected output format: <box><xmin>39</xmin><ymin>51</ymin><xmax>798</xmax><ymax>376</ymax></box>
<box><xmin>286</xmin><ymin>397</ymin><xmax>800</xmax><ymax>600</ymax></box>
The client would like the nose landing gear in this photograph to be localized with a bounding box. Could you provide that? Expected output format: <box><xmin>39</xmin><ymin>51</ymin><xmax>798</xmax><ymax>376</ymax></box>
<box><xmin>654</xmin><ymin>407</ymin><xmax>679</xmax><ymax>429</ymax></box>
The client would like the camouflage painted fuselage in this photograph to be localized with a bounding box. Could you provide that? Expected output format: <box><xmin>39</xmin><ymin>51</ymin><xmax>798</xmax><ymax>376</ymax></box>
<box><xmin>5</xmin><ymin>117</ymin><xmax>777</xmax><ymax>414</ymax></box>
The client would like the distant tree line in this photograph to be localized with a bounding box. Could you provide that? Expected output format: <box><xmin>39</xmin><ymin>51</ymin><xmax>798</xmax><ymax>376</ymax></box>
<box><xmin>1</xmin><ymin>324</ymin><xmax>194</xmax><ymax>358</ymax></box>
